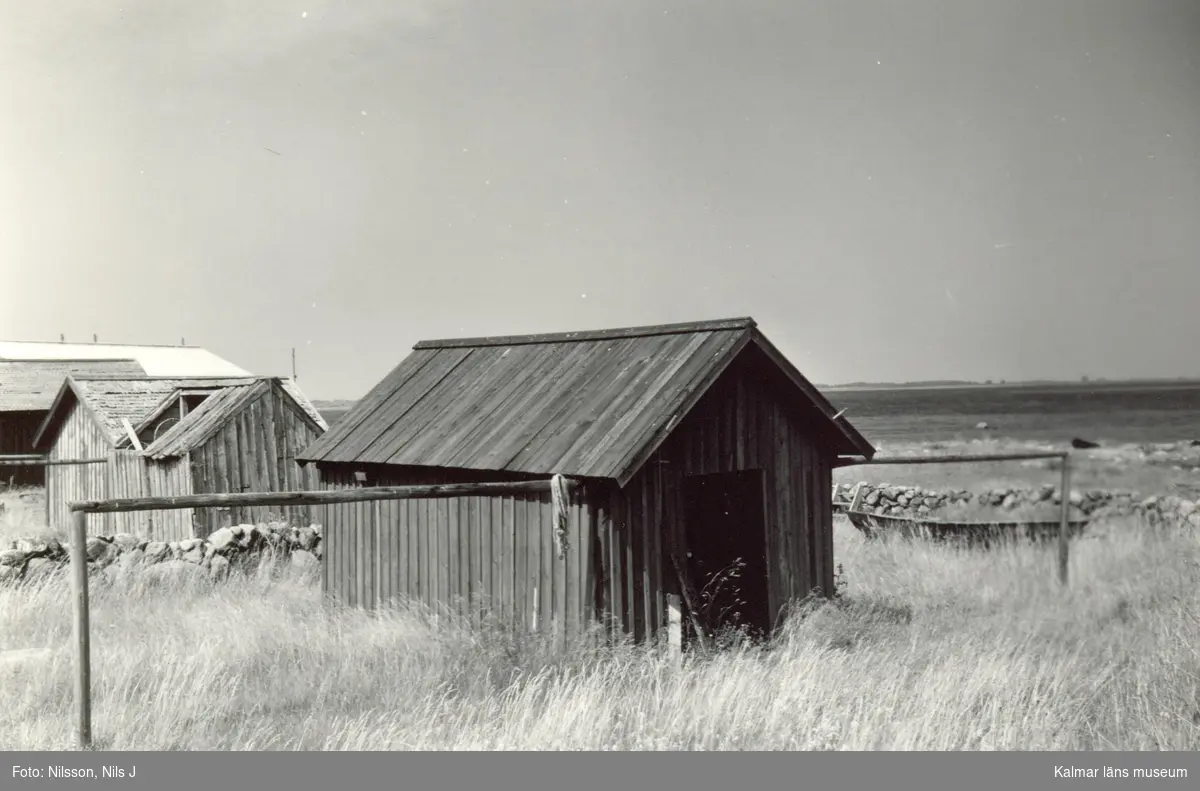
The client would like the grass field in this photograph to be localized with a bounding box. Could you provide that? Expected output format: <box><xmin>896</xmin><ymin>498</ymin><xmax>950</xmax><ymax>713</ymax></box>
<box><xmin>2</xmin><ymin>483</ymin><xmax>1198</xmax><ymax>750</ymax></box>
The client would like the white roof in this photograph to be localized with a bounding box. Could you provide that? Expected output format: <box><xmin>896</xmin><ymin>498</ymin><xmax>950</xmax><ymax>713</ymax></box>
<box><xmin>0</xmin><ymin>341</ymin><xmax>251</xmax><ymax>378</ymax></box>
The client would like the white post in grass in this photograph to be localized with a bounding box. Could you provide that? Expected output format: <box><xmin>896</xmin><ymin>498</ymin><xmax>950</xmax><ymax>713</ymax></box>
<box><xmin>667</xmin><ymin>593</ymin><xmax>683</xmax><ymax>663</ymax></box>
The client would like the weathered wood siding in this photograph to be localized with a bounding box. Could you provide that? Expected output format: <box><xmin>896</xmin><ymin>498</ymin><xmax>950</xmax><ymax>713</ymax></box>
<box><xmin>105</xmin><ymin>450</ymin><xmax>196</xmax><ymax>540</ymax></box>
<box><xmin>596</xmin><ymin>348</ymin><xmax>836</xmax><ymax>641</ymax></box>
<box><xmin>311</xmin><ymin>348</ymin><xmax>836</xmax><ymax>645</ymax></box>
<box><xmin>318</xmin><ymin>468</ymin><xmax>599</xmax><ymax>642</ymax></box>
<box><xmin>189</xmin><ymin>382</ymin><xmax>323</xmax><ymax>536</ymax></box>
<box><xmin>45</xmin><ymin>401</ymin><xmax>111</xmax><ymax>531</ymax></box>
<box><xmin>0</xmin><ymin>411</ymin><xmax>48</xmax><ymax>487</ymax></box>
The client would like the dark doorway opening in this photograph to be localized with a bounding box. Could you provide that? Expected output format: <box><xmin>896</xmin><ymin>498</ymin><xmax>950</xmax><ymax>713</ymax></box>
<box><xmin>682</xmin><ymin>469</ymin><xmax>770</xmax><ymax>644</ymax></box>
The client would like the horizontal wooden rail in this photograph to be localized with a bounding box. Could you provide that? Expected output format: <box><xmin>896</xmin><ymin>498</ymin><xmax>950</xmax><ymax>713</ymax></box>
<box><xmin>65</xmin><ymin>474</ymin><xmax>581</xmax><ymax>749</ymax></box>
<box><xmin>834</xmin><ymin>451</ymin><xmax>1068</xmax><ymax>468</ymax></box>
<box><xmin>0</xmin><ymin>456</ymin><xmax>107</xmax><ymax>467</ymax></box>
<box><xmin>68</xmin><ymin>478</ymin><xmax>580</xmax><ymax>514</ymax></box>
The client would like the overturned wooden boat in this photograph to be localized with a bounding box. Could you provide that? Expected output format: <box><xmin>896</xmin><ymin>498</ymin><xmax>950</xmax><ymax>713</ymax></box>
<box><xmin>834</xmin><ymin>484</ymin><xmax>1091</xmax><ymax>545</ymax></box>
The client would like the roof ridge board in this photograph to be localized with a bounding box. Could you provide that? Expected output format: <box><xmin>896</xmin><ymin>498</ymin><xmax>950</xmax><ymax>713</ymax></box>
<box><xmin>413</xmin><ymin>317</ymin><xmax>757</xmax><ymax>350</ymax></box>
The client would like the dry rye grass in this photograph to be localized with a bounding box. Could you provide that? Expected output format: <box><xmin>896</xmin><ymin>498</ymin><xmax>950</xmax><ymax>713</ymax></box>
<box><xmin>1</xmin><ymin>509</ymin><xmax>1198</xmax><ymax>750</ymax></box>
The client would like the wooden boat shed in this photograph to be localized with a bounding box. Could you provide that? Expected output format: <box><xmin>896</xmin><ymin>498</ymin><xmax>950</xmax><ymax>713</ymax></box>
<box><xmin>33</xmin><ymin>374</ymin><xmax>328</xmax><ymax>537</ymax></box>
<box><xmin>0</xmin><ymin>340</ymin><xmax>252</xmax><ymax>488</ymax></box>
<box><xmin>297</xmin><ymin>317</ymin><xmax>876</xmax><ymax>644</ymax></box>
<box><xmin>0</xmin><ymin>359</ymin><xmax>147</xmax><ymax>487</ymax></box>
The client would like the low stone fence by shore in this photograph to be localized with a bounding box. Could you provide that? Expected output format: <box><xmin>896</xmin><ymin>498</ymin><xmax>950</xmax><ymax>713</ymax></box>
<box><xmin>0</xmin><ymin>522</ymin><xmax>323</xmax><ymax>585</ymax></box>
<box><xmin>834</xmin><ymin>482</ymin><xmax>1200</xmax><ymax>526</ymax></box>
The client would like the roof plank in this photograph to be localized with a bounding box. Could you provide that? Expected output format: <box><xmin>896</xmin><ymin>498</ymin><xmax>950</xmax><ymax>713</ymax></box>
<box><xmin>564</xmin><ymin>332</ymin><xmax>719</xmax><ymax>476</ymax></box>
<box><xmin>296</xmin><ymin>351</ymin><xmax>441</xmax><ymax>462</ymax></box>
<box><xmin>606</xmin><ymin>330</ymin><xmax>753</xmax><ymax>486</ymax></box>
<box><xmin>495</xmin><ymin>337</ymin><xmax>645</xmax><ymax>473</ymax></box>
<box><xmin>404</xmin><ymin>343</ymin><xmax>577</xmax><ymax>468</ymax></box>
<box><xmin>294</xmin><ymin>317</ymin><xmax>877</xmax><ymax>479</ymax></box>
<box><xmin>333</xmin><ymin>348</ymin><xmax>475</xmax><ymax>463</ymax></box>
<box><xmin>518</xmin><ymin>334</ymin><xmax>689</xmax><ymax>475</ymax></box>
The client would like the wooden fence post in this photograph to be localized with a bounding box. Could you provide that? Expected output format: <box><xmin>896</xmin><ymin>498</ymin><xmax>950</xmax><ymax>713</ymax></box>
<box><xmin>667</xmin><ymin>593</ymin><xmax>682</xmax><ymax>662</ymax></box>
<box><xmin>70</xmin><ymin>509</ymin><xmax>92</xmax><ymax>749</ymax></box>
<box><xmin>1058</xmin><ymin>454</ymin><xmax>1071</xmax><ymax>586</ymax></box>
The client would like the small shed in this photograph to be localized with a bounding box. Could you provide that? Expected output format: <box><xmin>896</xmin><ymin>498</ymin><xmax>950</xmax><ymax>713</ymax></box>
<box><xmin>33</xmin><ymin>375</ymin><xmax>328</xmax><ymax>537</ymax></box>
<box><xmin>297</xmin><ymin>317</ymin><xmax>875</xmax><ymax>644</ymax></box>
<box><xmin>0</xmin><ymin>359</ymin><xmax>147</xmax><ymax>487</ymax></box>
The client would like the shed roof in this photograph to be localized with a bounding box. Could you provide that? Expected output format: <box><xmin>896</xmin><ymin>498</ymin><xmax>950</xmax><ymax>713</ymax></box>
<box><xmin>142</xmin><ymin>379</ymin><xmax>328</xmax><ymax>459</ymax></box>
<box><xmin>0</xmin><ymin>340</ymin><xmax>250</xmax><ymax>377</ymax></box>
<box><xmin>0</xmin><ymin>359</ymin><xmax>147</xmax><ymax>412</ymax></box>
<box><xmin>141</xmin><ymin>382</ymin><xmax>267</xmax><ymax>458</ymax></box>
<box><xmin>297</xmin><ymin>317</ymin><xmax>876</xmax><ymax>486</ymax></box>
<box><xmin>31</xmin><ymin>375</ymin><xmax>326</xmax><ymax>451</ymax></box>
<box><xmin>33</xmin><ymin>376</ymin><xmax>258</xmax><ymax>448</ymax></box>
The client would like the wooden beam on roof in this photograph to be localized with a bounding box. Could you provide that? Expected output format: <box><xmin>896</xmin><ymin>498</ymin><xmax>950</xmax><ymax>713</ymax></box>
<box><xmin>121</xmin><ymin>419</ymin><xmax>144</xmax><ymax>451</ymax></box>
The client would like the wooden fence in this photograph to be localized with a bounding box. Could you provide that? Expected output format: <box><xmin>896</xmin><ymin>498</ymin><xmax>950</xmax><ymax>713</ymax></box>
<box><xmin>64</xmin><ymin>479</ymin><xmax>580</xmax><ymax>749</ymax></box>
<box><xmin>833</xmin><ymin>451</ymin><xmax>1074</xmax><ymax>584</ymax></box>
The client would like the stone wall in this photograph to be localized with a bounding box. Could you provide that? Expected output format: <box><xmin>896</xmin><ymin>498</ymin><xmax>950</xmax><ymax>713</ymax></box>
<box><xmin>834</xmin><ymin>482</ymin><xmax>1200</xmax><ymax>526</ymax></box>
<box><xmin>0</xmin><ymin>522</ymin><xmax>324</xmax><ymax>584</ymax></box>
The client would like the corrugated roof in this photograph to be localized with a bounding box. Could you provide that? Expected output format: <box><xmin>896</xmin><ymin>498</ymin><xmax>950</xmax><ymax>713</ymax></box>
<box><xmin>0</xmin><ymin>340</ymin><xmax>251</xmax><ymax>377</ymax></box>
<box><xmin>142</xmin><ymin>382</ymin><xmax>270</xmax><ymax>458</ymax></box>
<box><xmin>297</xmin><ymin>317</ymin><xmax>876</xmax><ymax>486</ymax></box>
<box><xmin>0</xmin><ymin>359</ymin><xmax>147</xmax><ymax>412</ymax></box>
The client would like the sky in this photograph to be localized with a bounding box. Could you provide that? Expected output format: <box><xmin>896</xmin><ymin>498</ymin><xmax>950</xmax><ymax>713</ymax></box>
<box><xmin>2</xmin><ymin>0</ymin><xmax>1198</xmax><ymax>400</ymax></box>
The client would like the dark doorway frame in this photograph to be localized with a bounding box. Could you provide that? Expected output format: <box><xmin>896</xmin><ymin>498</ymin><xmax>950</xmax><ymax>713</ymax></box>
<box><xmin>681</xmin><ymin>469</ymin><xmax>771</xmax><ymax>645</ymax></box>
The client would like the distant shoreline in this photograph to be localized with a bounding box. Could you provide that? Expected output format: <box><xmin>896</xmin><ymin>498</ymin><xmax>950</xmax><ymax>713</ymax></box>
<box><xmin>817</xmin><ymin>378</ymin><xmax>1200</xmax><ymax>393</ymax></box>
<box><xmin>313</xmin><ymin>378</ymin><xmax>1200</xmax><ymax>408</ymax></box>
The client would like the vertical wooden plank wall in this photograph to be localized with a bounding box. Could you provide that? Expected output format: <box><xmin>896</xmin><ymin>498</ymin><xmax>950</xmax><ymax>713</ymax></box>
<box><xmin>188</xmin><ymin>384</ymin><xmax>325</xmax><ymax>536</ymax></box>
<box><xmin>98</xmin><ymin>451</ymin><xmax>196</xmax><ymax>540</ymax></box>
<box><xmin>318</xmin><ymin>469</ymin><xmax>598</xmax><ymax>641</ymax></box>
<box><xmin>600</xmin><ymin>354</ymin><xmax>835</xmax><ymax>642</ymax></box>
<box><xmin>46</xmin><ymin>401</ymin><xmax>111</xmax><ymax>532</ymax></box>
<box><xmin>145</xmin><ymin>458</ymin><xmax>196</xmax><ymax>540</ymax></box>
